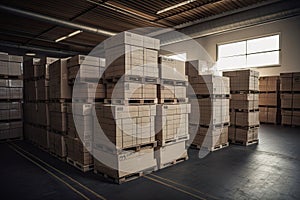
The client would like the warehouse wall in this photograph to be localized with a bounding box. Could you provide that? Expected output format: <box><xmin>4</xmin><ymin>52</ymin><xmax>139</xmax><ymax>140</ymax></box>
<box><xmin>166</xmin><ymin>15</ymin><xmax>300</xmax><ymax>76</ymax></box>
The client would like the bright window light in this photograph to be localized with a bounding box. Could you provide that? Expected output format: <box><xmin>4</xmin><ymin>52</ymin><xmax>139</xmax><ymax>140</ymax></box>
<box><xmin>217</xmin><ymin>34</ymin><xmax>280</xmax><ymax>70</ymax></box>
<box><xmin>167</xmin><ymin>53</ymin><xmax>187</xmax><ymax>61</ymax></box>
<box><xmin>55</xmin><ymin>30</ymin><xmax>83</xmax><ymax>43</ymax></box>
<box><xmin>156</xmin><ymin>0</ymin><xmax>197</xmax><ymax>14</ymax></box>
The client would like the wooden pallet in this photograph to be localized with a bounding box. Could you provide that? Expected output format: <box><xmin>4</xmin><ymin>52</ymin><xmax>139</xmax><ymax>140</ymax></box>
<box><xmin>94</xmin><ymin>141</ymin><xmax>157</xmax><ymax>154</ymax></box>
<box><xmin>68</xmin><ymin>77</ymin><xmax>102</xmax><ymax>85</ymax></box>
<box><xmin>104</xmin><ymin>98</ymin><xmax>158</xmax><ymax>105</ymax></box>
<box><xmin>199</xmin><ymin>122</ymin><xmax>230</xmax><ymax>129</ymax></box>
<box><xmin>72</xmin><ymin>98</ymin><xmax>104</xmax><ymax>103</ymax></box>
<box><xmin>189</xmin><ymin>94</ymin><xmax>231</xmax><ymax>99</ymax></box>
<box><xmin>94</xmin><ymin>166</ymin><xmax>156</xmax><ymax>184</ymax></box>
<box><xmin>158</xmin><ymin>98</ymin><xmax>188</xmax><ymax>104</ymax></box>
<box><xmin>48</xmin><ymin>99</ymin><xmax>71</xmax><ymax>103</ymax></box>
<box><xmin>159</xmin><ymin>135</ymin><xmax>189</xmax><ymax>147</ymax></box>
<box><xmin>231</xmin><ymin>90</ymin><xmax>259</xmax><ymax>94</ymax></box>
<box><xmin>160</xmin><ymin>79</ymin><xmax>188</xmax><ymax>86</ymax></box>
<box><xmin>66</xmin><ymin>157</ymin><xmax>94</xmax><ymax>172</ymax></box>
<box><xmin>260</xmin><ymin>122</ymin><xmax>278</xmax><ymax>125</ymax></box>
<box><xmin>104</xmin><ymin>75</ymin><xmax>143</xmax><ymax>83</ymax></box>
<box><xmin>143</xmin><ymin>77</ymin><xmax>159</xmax><ymax>84</ymax></box>
<box><xmin>190</xmin><ymin>142</ymin><xmax>229</xmax><ymax>152</ymax></box>
<box><xmin>229</xmin><ymin>139</ymin><xmax>259</xmax><ymax>146</ymax></box>
<box><xmin>0</xmin><ymin>74</ymin><xmax>23</xmax><ymax>79</ymax></box>
<box><xmin>230</xmin><ymin>108</ymin><xmax>259</xmax><ymax>113</ymax></box>
<box><xmin>159</xmin><ymin>155</ymin><xmax>188</xmax><ymax>170</ymax></box>
<box><xmin>0</xmin><ymin>136</ymin><xmax>23</xmax><ymax>143</ymax></box>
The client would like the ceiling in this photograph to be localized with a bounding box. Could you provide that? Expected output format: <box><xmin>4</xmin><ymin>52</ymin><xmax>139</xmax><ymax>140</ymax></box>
<box><xmin>0</xmin><ymin>0</ymin><xmax>291</xmax><ymax>57</ymax></box>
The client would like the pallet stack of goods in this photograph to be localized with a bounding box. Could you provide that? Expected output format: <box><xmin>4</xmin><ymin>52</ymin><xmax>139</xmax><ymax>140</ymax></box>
<box><xmin>0</xmin><ymin>53</ymin><xmax>23</xmax><ymax>141</ymax></box>
<box><xmin>93</xmin><ymin>32</ymin><xmax>159</xmax><ymax>183</ymax></box>
<box><xmin>65</xmin><ymin>55</ymin><xmax>105</xmax><ymax>172</ymax></box>
<box><xmin>186</xmin><ymin>60</ymin><xmax>230</xmax><ymax>151</ymax></box>
<box><xmin>259</xmin><ymin>76</ymin><xmax>281</xmax><ymax>124</ymax></box>
<box><xmin>223</xmin><ymin>70</ymin><xmax>260</xmax><ymax>146</ymax></box>
<box><xmin>47</xmin><ymin>59</ymin><xmax>72</xmax><ymax>159</ymax></box>
<box><xmin>280</xmin><ymin>72</ymin><xmax>300</xmax><ymax>126</ymax></box>
<box><xmin>23</xmin><ymin>57</ymin><xmax>57</xmax><ymax>149</ymax></box>
<box><xmin>156</xmin><ymin>57</ymin><xmax>190</xmax><ymax>169</ymax></box>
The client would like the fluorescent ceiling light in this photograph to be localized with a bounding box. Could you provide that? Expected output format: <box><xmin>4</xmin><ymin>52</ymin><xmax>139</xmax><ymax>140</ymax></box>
<box><xmin>55</xmin><ymin>30</ymin><xmax>83</xmax><ymax>42</ymax></box>
<box><xmin>25</xmin><ymin>52</ymin><xmax>36</xmax><ymax>56</ymax></box>
<box><xmin>156</xmin><ymin>0</ymin><xmax>197</xmax><ymax>14</ymax></box>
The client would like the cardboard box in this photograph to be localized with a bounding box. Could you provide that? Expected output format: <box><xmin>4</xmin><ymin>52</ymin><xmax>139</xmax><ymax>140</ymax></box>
<box><xmin>104</xmin><ymin>31</ymin><xmax>144</xmax><ymax>49</ymax></box>
<box><xmin>259</xmin><ymin>76</ymin><xmax>279</xmax><ymax>92</ymax></box>
<box><xmin>50</xmin><ymin>111</ymin><xmax>67</xmax><ymax>132</ymax></box>
<box><xmin>94</xmin><ymin>104</ymin><xmax>157</xmax><ymax>149</ymax></box>
<box><xmin>8</xmin><ymin>62</ymin><xmax>22</xmax><ymax>76</ymax></box>
<box><xmin>232</xmin><ymin>111</ymin><xmax>259</xmax><ymax>127</ymax></box>
<box><xmin>281</xmin><ymin>94</ymin><xmax>293</xmax><ymax>109</ymax></box>
<box><xmin>0</xmin><ymin>79</ymin><xmax>8</xmax><ymax>87</ymax></box>
<box><xmin>185</xmin><ymin>60</ymin><xmax>216</xmax><ymax>77</ymax></box>
<box><xmin>292</xmin><ymin>111</ymin><xmax>300</xmax><ymax>126</ymax></box>
<box><xmin>159</xmin><ymin>57</ymin><xmax>186</xmax><ymax>81</ymax></box>
<box><xmin>231</xmin><ymin>93</ymin><xmax>258</xmax><ymax>101</ymax></box>
<box><xmin>223</xmin><ymin>70</ymin><xmax>259</xmax><ymax>91</ymax></box>
<box><xmin>72</xmin><ymin>82</ymin><xmax>105</xmax><ymax>99</ymax></box>
<box><xmin>0</xmin><ymin>87</ymin><xmax>9</xmax><ymax>99</ymax></box>
<box><xmin>37</xmin><ymin>103</ymin><xmax>49</xmax><ymax>127</ymax></box>
<box><xmin>66</xmin><ymin>136</ymin><xmax>93</xmax><ymax>166</ymax></box>
<box><xmin>293</xmin><ymin>94</ymin><xmax>300</xmax><ymax>109</ymax></box>
<box><xmin>93</xmin><ymin>147</ymin><xmax>157</xmax><ymax>179</ymax></box>
<box><xmin>24</xmin><ymin>80</ymin><xmax>37</xmax><ymax>101</ymax></box>
<box><xmin>67</xmin><ymin>103</ymin><xmax>93</xmax><ymax>116</ymax></box>
<box><xmin>48</xmin><ymin>131</ymin><xmax>67</xmax><ymax>157</ymax></box>
<box><xmin>189</xmin><ymin>75</ymin><xmax>230</xmax><ymax>95</ymax></box>
<box><xmin>259</xmin><ymin>107</ymin><xmax>268</xmax><ymax>123</ymax></box>
<box><xmin>190</xmin><ymin>98</ymin><xmax>229</xmax><ymax>125</ymax></box>
<box><xmin>68</xmin><ymin>65</ymin><xmax>105</xmax><ymax>80</ymax></box>
<box><xmin>235</xmin><ymin>127</ymin><xmax>259</xmax><ymax>142</ymax></box>
<box><xmin>67</xmin><ymin>55</ymin><xmax>105</xmax><ymax>67</ymax></box>
<box><xmin>293</xmin><ymin>73</ymin><xmax>300</xmax><ymax>92</ymax></box>
<box><xmin>36</xmin><ymin>79</ymin><xmax>49</xmax><ymax>101</ymax></box>
<box><xmin>0</xmin><ymin>61</ymin><xmax>8</xmax><ymax>75</ymax></box>
<box><xmin>155</xmin><ymin>140</ymin><xmax>187</xmax><ymax>169</ymax></box>
<box><xmin>143</xmin><ymin>35</ymin><xmax>160</xmax><ymax>50</ymax></box>
<box><xmin>9</xmin><ymin>88</ymin><xmax>23</xmax><ymax>99</ymax></box>
<box><xmin>191</xmin><ymin>125</ymin><xmax>228</xmax><ymax>148</ymax></box>
<box><xmin>49</xmin><ymin>59</ymin><xmax>72</xmax><ymax>99</ymax></box>
<box><xmin>106</xmin><ymin>82</ymin><xmax>143</xmax><ymax>99</ymax></box>
<box><xmin>67</xmin><ymin>113</ymin><xmax>93</xmax><ymax>141</ymax></box>
<box><xmin>230</xmin><ymin>100</ymin><xmax>259</xmax><ymax>110</ymax></box>
<box><xmin>8</xmin><ymin>80</ymin><xmax>23</xmax><ymax>88</ymax></box>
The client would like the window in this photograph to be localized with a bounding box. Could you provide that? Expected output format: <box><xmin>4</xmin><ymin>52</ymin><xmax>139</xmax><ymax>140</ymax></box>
<box><xmin>217</xmin><ymin>35</ymin><xmax>280</xmax><ymax>70</ymax></box>
<box><xmin>167</xmin><ymin>53</ymin><xmax>187</xmax><ymax>61</ymax></box>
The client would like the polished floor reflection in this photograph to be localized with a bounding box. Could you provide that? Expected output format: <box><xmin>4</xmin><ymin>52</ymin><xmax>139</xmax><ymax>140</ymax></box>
<box><xmin>0</xmin><ymin>124</ymin><xmax>299</xmax><ymax>200</ymax></box>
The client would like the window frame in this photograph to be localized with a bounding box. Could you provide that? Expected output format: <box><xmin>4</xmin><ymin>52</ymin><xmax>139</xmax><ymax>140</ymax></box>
<box><xmin>216</xmin><ymin>33</ymin><xmax>281</xmax><ymax>70</ymax></box>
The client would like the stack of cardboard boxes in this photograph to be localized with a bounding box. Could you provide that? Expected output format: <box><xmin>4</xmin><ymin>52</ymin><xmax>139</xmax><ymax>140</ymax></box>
<box><xmin>224</xmin><ymin>70</ymin><xmax>260</xmax><ymax>145</ymax></box>
<box><xmin>65</xmin><ymin>55</ymin><xmax>105</xmax><ymax>171</ymax></box>
<box><xmin>93</xmin><ymin>32</ymin><xmax>160</xmax><ymax>183</ymax></box>
<box><xmin>23</xmin><ymin>57</ymin><xmax>57</xmax><ymax>149</ymax></box>
<box><xmin>0</xmin><ymin>53</ymin><xmax>23</xmax><ymax>141</ymax></box>
<box><xmin>280</xmin><ymin>73</ymin><xmax>300</xmax><ymax>126</ymax></box>
<box><xmin>155</xmin><ymin>57</ymin><xmax>190</xmax><ymax>168</ymax></box>
<box><xmin>259</xmin><ymin>76</ymin><xmax>281</xmax><ymax>124</ymax></box>
<box><xmin>48</xmin><ymin>59</ymin><xmax>72</xmax><ymax>158</ymax></box>
<box><xmin>187</xmin><ymin>60</ymin><xmax>230</xmax><ymax>151</ymax></box>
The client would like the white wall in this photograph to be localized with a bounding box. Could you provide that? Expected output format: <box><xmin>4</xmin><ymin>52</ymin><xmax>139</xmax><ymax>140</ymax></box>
<box><xmin>165</xmin><ymin>15</ymin><xmax>300</xmax><ymax>76</ymax></box>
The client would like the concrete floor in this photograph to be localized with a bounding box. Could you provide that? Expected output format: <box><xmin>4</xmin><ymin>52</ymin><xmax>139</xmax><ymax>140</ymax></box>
<box><xmin>0</xmin><ymin>124</ymin><xmax>300</xmax><ymax>200</ymax></box>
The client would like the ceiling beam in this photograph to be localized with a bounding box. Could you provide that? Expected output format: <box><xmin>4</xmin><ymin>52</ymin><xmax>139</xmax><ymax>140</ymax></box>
<box><xmin>0</xmin><ymin>4</ymin><xmax>116</xmax><ymax>36</ymax></box>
